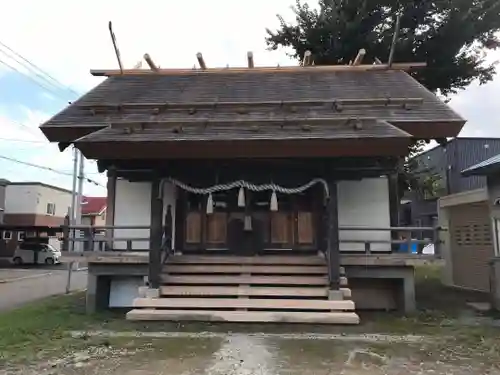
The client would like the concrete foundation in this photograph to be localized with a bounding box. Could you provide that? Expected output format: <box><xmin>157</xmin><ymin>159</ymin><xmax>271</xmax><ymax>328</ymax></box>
<box><xmin>346</xmin><ymin>265</ymin><xmax>416</xmax><ymax>313</ymax></box>
<box><xmin>328</xmin><ymin>290</ymin><xmax>344</xmax><ymax>301</ymax></box>
<box><xmin>490</xmin><ymin>257</ymin><xmax>500</xmax><ymax>311</ymax></box>
<box><xmin>85</xmin><ymin>262</ymin><xmax>417</xmax><ymax>315</ymax></box>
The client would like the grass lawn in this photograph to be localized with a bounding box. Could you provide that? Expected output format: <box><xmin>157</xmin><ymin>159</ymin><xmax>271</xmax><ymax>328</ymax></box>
<box><xmin>0</xmin><ymin>292</ymin><xmax>121</xmax><ymax>363</ymax></box>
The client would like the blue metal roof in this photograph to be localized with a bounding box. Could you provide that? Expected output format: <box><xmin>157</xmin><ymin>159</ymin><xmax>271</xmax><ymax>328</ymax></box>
<box><xmin>461</xmin><ymin>153</ymin><xmax>500</xmax><ymax>176</ymax></box>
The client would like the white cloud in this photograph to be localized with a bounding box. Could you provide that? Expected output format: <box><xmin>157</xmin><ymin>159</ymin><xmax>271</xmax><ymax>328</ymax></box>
<box><xmin>0</xmin><ymin>106</ymin><xmax>106</xmax><ymax>196</ymax></box>
<box><xmin>0</xmin><ymin>0</ymin><xmax>297</xmax><ymax>92</ymax></box>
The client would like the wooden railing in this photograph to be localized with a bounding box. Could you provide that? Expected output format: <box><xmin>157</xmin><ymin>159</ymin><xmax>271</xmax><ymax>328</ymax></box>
<box><xmin>62</xmin><ymin>225</ymin><xmax>444</xmax><ymax>255</ymax></box>
<box><xmin>62</xmin><ymin>223</ymin><xmax>444</xmax><ymax>291</ymax></box>
<box><xmin>338</xmin><ymin>226</ymin><xmax>443</xmax><ymax>255</ymax></box>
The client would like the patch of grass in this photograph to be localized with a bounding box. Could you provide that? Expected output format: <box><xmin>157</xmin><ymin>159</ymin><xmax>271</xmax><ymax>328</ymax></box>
<box><xmin>0</xmin><ymin>292</ymin><xmax>121</xmax><ymax>363</ymax></box>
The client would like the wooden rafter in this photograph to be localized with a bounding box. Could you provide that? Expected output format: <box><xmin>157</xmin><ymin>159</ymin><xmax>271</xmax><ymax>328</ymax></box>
<box><xmin>91</xmin><ymin>62</ymin><xmax>426</xmax><ymax>77</ymax></box>
<box><xmin>247</xmin><ymin>51</ymin><xmax>254</xmax><ymax>68</ymax></box>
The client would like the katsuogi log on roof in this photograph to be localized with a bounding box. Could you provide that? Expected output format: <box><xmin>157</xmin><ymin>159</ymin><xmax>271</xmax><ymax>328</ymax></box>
<box><xmin>39</xmin><ymin>63</ymin><xmax>465</xmax><ymax>159</ymax></box>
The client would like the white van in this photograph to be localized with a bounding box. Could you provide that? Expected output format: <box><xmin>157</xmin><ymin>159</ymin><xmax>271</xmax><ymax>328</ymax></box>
<box><xmin>12</xmin><ymin>242</ymin><xmax>62</xmax><ymax>265</ymax></box>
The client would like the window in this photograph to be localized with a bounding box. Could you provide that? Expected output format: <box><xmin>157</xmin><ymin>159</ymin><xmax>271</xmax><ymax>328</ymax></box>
<box><xmin>20</xmin><ymin>243</ymin><xmax>43</xmax><ymax>251</ymax></box>
<box><xmin>17</xmin><ymin>232</ymin><xmax>24</xmax><ymax>241</ymax></box>
<box><xmin>46</xmin><ymin>203</ymin><xmax>56</xmax><ymax>215</ymax></box>
<box><xmin>3</xmin><ymin>231</ymin><xmax>12</xmax><ymax>240</ymax></box>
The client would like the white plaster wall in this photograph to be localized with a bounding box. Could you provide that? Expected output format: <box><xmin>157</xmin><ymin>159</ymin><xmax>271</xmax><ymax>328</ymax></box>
<box><xmin>5</xmin><ymin>184</ymin><xmax>72</xmax><ymax>217</ymax></box>
<box><xmin>338</xmin><ymin>177</ymin><xmax>391</xmax><ymax>252</ymax></box>
<box><xmin>5</xmin><ymin>185</ymin><xmax>38</xmax><ymax>214</ymax></box>
<box><xmin>113</xmin><ymin>179</ymin><xmax>152</xmax><ymax>250</ymax></box>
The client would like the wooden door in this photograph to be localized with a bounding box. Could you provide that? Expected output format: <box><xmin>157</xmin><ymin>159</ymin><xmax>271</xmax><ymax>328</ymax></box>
<box><xmin>185</xmin><ymin>212</ymin><xmax>202</xmax><ymax>244</ymax></box>
<box><xmin>297</xmin><ymin>212</ymin><xmax>314</xmax><ymax>244</ymax></box>
<box><xmin>270</xmin><ymin>213</ymin><xmax>294</xmax><ymax>247</ymax></box>
<box><xmin>206</xmin><ymin>212</ymin><xmax>227</xmax><ymax>245</ymax></box>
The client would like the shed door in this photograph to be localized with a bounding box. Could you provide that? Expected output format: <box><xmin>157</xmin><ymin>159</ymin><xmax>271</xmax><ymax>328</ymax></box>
<box><xmin>449</xmin><ymin>202</ymin><xmax>494</xmax><ymax>292</ymax></box>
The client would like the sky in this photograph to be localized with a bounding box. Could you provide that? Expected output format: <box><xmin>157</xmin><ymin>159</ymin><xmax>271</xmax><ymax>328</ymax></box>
<box><xmin>0</xmin><ymin>0</ymin><xmax>499</xmax><ymax>197</ymax></box>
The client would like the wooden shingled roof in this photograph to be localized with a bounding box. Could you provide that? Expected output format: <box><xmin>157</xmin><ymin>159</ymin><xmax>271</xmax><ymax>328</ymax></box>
<box><xmin>39</xmin><ymin>52</ymin><xmax>466</xmax><ymax>161</ymax></box>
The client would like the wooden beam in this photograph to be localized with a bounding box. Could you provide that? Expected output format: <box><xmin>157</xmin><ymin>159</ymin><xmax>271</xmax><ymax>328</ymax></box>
<box><xmin>80</xmin><ymin>97</ymin><xmax>423</xmax><ymax>110</ymax></box>
<box><xmin>91</xmin><ymin>62</ymin><xmax>426</xmax><ymax>76</ymax></box>
<box><xmin>144</xmin><ymin>53</ymin><xmax>158</xmax><ymax>71</ymax></box>
<box><xmin>352</xmin><ymin>49</ymin><xmax>366</xmax><ymax>66</ymax></box>
<box><xmin>302</xmin><ymin>50</ymin><xmax>312</xmax><ymax>66</ymax></box>
<box><xmin>247</xmin><ymin>51</ymin><xmax>254</xmax><ymax>68</ymax></box>
<box><xmin>388</xmin><ymin>14</ymin><xmax>402</xmax><ymax>67</ymax></box>
<box><xmin>108</xmin><ymin>21</ymin><xmax>123</xmax><ymax>74</ymax></box>
<box><xmin>196</xmin><ymin>52</ymin><xmax>207</xmax><ymax>70</ymax></box>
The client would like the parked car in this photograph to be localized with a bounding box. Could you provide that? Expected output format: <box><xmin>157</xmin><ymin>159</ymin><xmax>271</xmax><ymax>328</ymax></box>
<box><xmin>12</xmin><ymin>242</ymin><xmax>62</xmax><ymax>265</ymax></box>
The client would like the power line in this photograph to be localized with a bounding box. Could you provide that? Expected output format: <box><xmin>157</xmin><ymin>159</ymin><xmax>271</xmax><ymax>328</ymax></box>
<box><xmin>0</xmin><ymin>57</ymin><xmax>65</xmax><ymax>101</ymax></box>
<box><xmin>0</xmin><ymin>40</ymin><xmax>80</xmax><ymax>97</ymax></box>
<box><xmin>0</xmin><ymin>154</ymin><xmax>105</xmax><ymax>188</ymax></box>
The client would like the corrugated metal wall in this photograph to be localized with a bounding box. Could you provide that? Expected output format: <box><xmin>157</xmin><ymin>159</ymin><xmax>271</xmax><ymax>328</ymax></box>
<box><xmin>411</xmin><ymin>138</ymin><xmax>500</xmax><ymax>225</ymax></box>
<box><xmin>451</xmin><ymin>138</ymin><xmax>500</xmax><ymax>193</ymax></box>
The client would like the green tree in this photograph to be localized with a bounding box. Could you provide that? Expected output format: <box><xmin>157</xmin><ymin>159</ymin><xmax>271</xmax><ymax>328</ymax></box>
<box><xmin>266</xmin><ymin>0</ymin><xmax>500</xmax><ymax>196</ymax></box>
<box><xmin>266</xmin><ymin>0</ymin><xmax>500</xmax><ymax>96</ymax></box>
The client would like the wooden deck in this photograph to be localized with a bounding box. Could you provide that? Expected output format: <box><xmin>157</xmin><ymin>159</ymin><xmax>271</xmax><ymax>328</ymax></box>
<box><xmin>62</xmin><ymin>251</ymin><xmax>442</xmax><ymax>267</ymax></box>
<box><xmin>126</xmin><ymin>254</ymin><xmax>359</xmax><ymax>325</ymax></box>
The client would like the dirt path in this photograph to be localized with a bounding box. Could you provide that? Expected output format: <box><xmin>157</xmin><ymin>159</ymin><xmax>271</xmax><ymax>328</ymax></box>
<box><xmin>4</xmin><ymin>332</ymin><xmax>500</xmax><ymax>375</ymax></box>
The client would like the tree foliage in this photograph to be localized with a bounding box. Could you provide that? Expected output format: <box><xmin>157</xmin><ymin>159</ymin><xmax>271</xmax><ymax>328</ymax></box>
<box><xmin>266</xmin><ymin>0</ymin><xmax>500</xmax><ymax>96</ymax></box>
<box><xmin>266</xmin><ymin>0</ymin><xmax>500</xmax><ymax>197</ymax></box>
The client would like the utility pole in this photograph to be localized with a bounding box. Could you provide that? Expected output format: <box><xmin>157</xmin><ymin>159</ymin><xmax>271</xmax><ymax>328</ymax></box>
<box><xmin>66</xmin><ymin>146</ymin><xmax>79</xmax><ymax>294</ymax></box>
<box><xmin>75</xmin><ymin>152</ymin><xmax>85</xmax><ymax>252</ymax></box>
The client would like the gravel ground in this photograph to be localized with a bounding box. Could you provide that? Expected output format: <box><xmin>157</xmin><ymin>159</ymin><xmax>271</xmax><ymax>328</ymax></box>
<box><xmin>2</xmin><ymin>331</ymin><xmax>500</xmax><ymax>375</ymax></box>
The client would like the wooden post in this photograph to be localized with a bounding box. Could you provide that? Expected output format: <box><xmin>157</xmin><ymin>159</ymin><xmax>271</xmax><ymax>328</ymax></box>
<box><xmin>326</xmin><ymin>180</ymin><xmax>340</xmax><ymax>290</ymax></box>
<box><xmin>105</xmin><ymin>167</ymin><xmax>117</xmax><ymax>251</ymax></box>
<box><xmin>174</xmin><ymin>189</ymin><xmax>185</xmax><ymax>254</ymax></box>
<box><xmin>149</xmin><ymin>178</ymin><xmax>163</xmax><ymax>289</ymax></box>
<box><xmin>433</xmin><ymin>226</ymin><xmax>441</xmax><ymax>257</ymax></box>
<box><xmin>162</xmin><ymin>204</ymin><xmax>173</xmax><ymax>262</ymax></box>
<box><xmin>388</xmin><ymin>173</ymin><xmax>400</xmax><ymax>252</ymax></box>
<box><xmin>62</xmin><ymin>214</ymin><xmax>70</xmax><ymax>251</ymax></box>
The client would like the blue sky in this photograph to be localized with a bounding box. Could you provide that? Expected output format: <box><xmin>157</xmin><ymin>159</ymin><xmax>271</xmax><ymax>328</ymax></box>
<box><xmin>1</xmin><ymin>0</ymin><xmax>500</xmax><ymax>197</ymax></box>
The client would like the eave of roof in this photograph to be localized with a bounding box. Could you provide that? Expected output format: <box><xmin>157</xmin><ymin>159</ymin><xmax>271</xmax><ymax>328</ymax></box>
<box><xmin>461</xmin><ymin>153</ymin><xmax>500</xmax><ymax>177</ymax></box>
<box><xmin>74</xmin><ymin>118</ymin><xmax>412</xmax><ymax>143</ymax></box>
